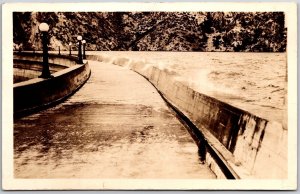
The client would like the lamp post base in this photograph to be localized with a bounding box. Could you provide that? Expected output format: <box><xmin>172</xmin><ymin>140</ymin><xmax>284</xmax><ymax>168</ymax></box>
<box><xmin>39</xmin><ymin>73</ymin><xmax>53</xmax><ymax>79</ymax></box>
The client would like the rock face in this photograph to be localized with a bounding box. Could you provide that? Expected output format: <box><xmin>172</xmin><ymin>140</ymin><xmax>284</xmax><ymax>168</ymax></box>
<box><xmin>13</xmin><ymin>12</ymin><xmax>286</xmax><ymax>52</ymax></box>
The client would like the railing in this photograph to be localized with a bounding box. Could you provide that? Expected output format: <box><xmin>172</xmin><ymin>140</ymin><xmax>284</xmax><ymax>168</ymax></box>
<box><xmin>13</xmin><ymin>52</ymin><xmax>91</xmax><ymax>117</ymax></box>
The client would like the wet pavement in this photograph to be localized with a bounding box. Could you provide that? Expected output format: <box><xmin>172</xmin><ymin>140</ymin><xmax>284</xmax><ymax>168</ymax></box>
<box><xmin>14</xmin><ymin>60</ymin><xmax>216</xmax><ymax>179</ymax></box>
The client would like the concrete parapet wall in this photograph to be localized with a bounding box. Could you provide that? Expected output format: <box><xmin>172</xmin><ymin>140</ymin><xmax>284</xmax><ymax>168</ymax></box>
<box><xmin>14</xmin><ymin>68</ymin><xmax>41</xmax><ymax>83</ymax></box>
<box><xmin>140</xmin><ymin>66</ymin><xmax>287</xmax><ymax>179</ymax></box>
<box><xmin>13</xmin><ymin>52</ymin><xmax>78</xmax><ymax>67</ymax></box>
<box><xmin>13</xmin><ymin>59</ymin><xmax>68</xmax><ymax>83</ymax></box>
<box><xmin>14</xmin><ymin>53</ymin><xmax>91</xmax><ymax>116</ymax></box>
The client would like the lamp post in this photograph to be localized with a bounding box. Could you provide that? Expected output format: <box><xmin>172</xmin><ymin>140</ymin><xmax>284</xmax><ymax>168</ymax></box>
<box><xmin>69</xmin><ymin>42</ymin><xmax>72</xmax><ymax>56</ymax></box>
<box><xmin>77</xmin><ymin>35</ymin><xmax>83</xmax><ymax>64</ymax></box>
<box><xmin>58</xmin><ymin>46</ymin><xmax>61</xmax><ymax>55</ymax></box>
<box><xmin>38</xmin><ymin>22</ymin><xmax>52</xmax><ymax>78</ymax></box>
<box><xmin>82</xmin><ymin>40</ymin><xmax>86</xmax><ymax>59</ymax></box>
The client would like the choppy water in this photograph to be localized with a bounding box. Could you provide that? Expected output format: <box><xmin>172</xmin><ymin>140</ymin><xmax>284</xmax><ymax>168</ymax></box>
<box><xmin>89</xmin><ymin>51</ymin><xmax>287</xmax><ymax>123</ymax></box>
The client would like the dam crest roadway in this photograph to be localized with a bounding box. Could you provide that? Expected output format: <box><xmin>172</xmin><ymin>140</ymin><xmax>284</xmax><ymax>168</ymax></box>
<box><xmin>14</xmin><ymin>60</ymin><xmax>216</xmax><ymax>179</ymax></box>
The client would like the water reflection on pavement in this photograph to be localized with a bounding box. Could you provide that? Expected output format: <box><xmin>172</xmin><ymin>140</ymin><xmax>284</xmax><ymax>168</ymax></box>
<box><xmin>14</xmin><ymin>61</ymin><xmax>216</xmax><ymax>179</ymax></box>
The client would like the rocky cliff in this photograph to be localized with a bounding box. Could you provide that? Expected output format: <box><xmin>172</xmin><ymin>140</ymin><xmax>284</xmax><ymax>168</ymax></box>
<box><xmin>13</xmin><ymin>12</ymin><xmax>286</xmax><ymax>52</ymax></box>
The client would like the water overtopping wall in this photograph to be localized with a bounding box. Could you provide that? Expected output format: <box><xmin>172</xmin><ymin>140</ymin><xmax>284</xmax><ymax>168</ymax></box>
<box><xmin>88</xmin><ymin>54</ymin><xmax>287</xmax><ymax>179</ymax></box>
<box><xmin>140</xmin><ymin>65</ymin><xmax>287</xmax><ymax>179</ymax></box>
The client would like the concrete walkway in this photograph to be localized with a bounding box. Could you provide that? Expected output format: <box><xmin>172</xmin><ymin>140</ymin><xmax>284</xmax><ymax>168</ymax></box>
<box><xmin>14</xmin><ymin>60</ymin><xmax>216</xmax><ymax>179</ymax></box>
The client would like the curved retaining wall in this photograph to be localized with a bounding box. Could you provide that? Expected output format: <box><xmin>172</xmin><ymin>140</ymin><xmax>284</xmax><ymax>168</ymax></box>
<box><xmin>135</xmin><ymin>64</ymin><xmax>287</xmax><ymax>179</ymax></box>
<box><xmin>13</xmin><ymin>59</ymin><xmax>68</xmax><ymax>83</ymax></box>
<box><xmin>88</xmin><ymin>54</ymin><xmax>287</xmax><ymax>179</ymax></box>
<box><xmin>13</xmin><ymin>52</ymin><xmax>78</xmax><ymax>67</ymax></box>
<box><xmin>14</xmin><ymin>53</ymin><xmax>91</xmax><ymax>116</ymax></box>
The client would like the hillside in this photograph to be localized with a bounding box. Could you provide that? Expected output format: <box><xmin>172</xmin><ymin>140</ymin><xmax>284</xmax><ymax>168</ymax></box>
<box><xmin>13</xmin><ymin>12</ymin><xmax>286</xmax><ymax>52</ymax></box>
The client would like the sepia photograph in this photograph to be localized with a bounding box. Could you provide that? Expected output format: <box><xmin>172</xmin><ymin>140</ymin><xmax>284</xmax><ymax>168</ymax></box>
<box><xmin>2</xmin><ymin>2</ymin><xmax>297</xmax><ymax>190</ymax></box>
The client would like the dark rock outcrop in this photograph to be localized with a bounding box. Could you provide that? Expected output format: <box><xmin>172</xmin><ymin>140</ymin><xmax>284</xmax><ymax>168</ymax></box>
<box><xmin>13</xmin><ymin>12</ymin><xmax>286</xmax><ymax>52</ymax></box>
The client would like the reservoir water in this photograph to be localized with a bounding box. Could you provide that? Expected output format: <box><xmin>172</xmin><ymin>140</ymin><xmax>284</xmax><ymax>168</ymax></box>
<box><xmin>90</xmin><ymin>51</ymin><xmax>286</xmax><ymax>124</ymax></box>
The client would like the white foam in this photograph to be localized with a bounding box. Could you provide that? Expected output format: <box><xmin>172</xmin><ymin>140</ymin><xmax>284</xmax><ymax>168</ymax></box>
<box><xmin>89</xmin><ymin>51</ymin><xmax>286</xmax><ymax>123</ymax></box>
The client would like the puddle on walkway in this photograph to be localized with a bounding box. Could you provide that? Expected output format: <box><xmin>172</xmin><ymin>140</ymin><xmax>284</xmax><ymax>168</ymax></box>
<box><xmin>14</xmin><ymin>104</ymin><xmax>215</xmax><ymax>179</ymax></box>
